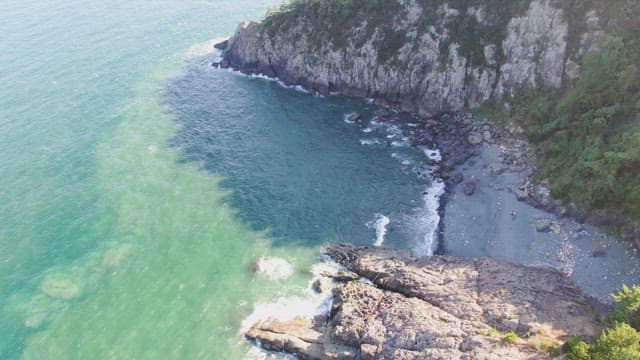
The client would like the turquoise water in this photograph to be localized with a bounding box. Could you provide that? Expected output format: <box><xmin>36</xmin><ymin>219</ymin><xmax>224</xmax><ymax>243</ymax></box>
<box><xmin>0</xmin><ymin>1</ymin><xmax>437</xmax><ymax>358</ymax></box>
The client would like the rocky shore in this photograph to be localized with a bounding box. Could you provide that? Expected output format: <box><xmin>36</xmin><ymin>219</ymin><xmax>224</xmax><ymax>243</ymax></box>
<box><xmin>246</xmin><ymin>244</ymin><xmax>607</xmax><ymax>360</ymax></box>
<box><xmin>235</xmin><ymin>105</ymin><xmax>639</xmax><ymax>357</ymax></box>
<box><xmin>212</xmin><ymin>1</ymin><xmax>640</xmax><ymax>357</ymax></box>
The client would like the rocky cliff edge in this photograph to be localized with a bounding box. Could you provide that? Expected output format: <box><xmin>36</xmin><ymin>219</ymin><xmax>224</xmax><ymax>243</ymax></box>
<box><xmin>220</xmin><ymin>0</ymin><xmax>604</xmax><ymax>116</ymax></box>
<box><xmin>246</xmin><ymin>244</ymin><xmax>607</xmax><ymax>359</ymax></box>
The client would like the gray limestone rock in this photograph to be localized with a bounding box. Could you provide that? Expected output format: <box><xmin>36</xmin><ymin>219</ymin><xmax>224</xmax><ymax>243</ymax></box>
<box><xmin>221</xmin><ymin>1</ymin><xmax>577</xmax><ymax>115</ymax></box>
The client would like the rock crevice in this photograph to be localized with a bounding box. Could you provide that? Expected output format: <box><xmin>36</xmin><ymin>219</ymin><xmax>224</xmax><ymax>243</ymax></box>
<box><xmin>246</xmin><ymin>245</ymin><xmax>607</xmax><ymax>360</ymax></box>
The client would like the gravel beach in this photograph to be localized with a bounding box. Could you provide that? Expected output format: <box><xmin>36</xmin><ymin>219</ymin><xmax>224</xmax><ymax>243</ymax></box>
<box><xmin>442</xmin><ymin>140</ymin><xmax>640</xmax><ymax>302</ymax></box>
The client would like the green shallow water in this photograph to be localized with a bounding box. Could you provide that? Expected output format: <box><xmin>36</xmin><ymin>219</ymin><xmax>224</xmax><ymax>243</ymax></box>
<box><xmin>0</xmin><ymin>1</ymin><xmax>307</xmax><ymax>358</ymax></box>
<box><xmin>1</xmin><ymin>1</ymin><xmax>439</xmax><ymax>358</ymax></box>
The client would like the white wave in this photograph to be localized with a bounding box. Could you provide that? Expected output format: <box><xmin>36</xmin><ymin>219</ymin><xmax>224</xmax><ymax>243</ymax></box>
<box><xmin>367</xmin><ymin>214</ymin><xmax>390</xmax><ymax>247</ymax></box>
<box><xmin>186</xmin><ymin>37</ymin><xmax>227</xmax><ymax>59</ymax></box>
<box><xmin>253</xmin><ymin>257</ymin><xmax>294</xmax><ymax>281</ymax></box>
<box><xmin>244</xmin><ymin>72</ymin><xmax>308</xmax><ymax>94</ymax></box>
<box><xmin>420</xmin><ymin>146</ymin><xmax>442</xmax><ymax>162</ymax></box>
<box><xmin>391</xmin><ymin>139</ymin><xmax>409</xmax><ymax>147</ymax></box>
<box><xmin>343</xmin><ymin>115</ymin><xmax>356</xmax><ymax>124</ymax></box>
<box><xmin>309</xmin><ymin>258</ymin><xmax>343</xmax><ymax>278</ymax></box>
<box><xmin>361</xmin><ymin>127</ymin><xmax>373</xmax><ymax>133</ymax></box>
<box><xmin>360</xmin><ymin>138</ymin><xmax>383</xmax><ymax>146</ymax></box>
<box><xmin>384</xmin><ymin>124</ymin><xmax>403</xmax><ymax>139</ymax></box>
<box><xmin>239</xmin><ymin>294</ymin><xmax>331</xmax><ymax>335</ymax></box>
<box><xmin>240</xmin><ymin>259</ymin><xmax>340</xmax><ymax>337</ymax></box>
<box><xmin>293</xmin><ymin>85</ymin><xmax>307</xmax><ymax>93</ymax></box>
<box><xmin>414</xmin><ymin>179</ymin><xmax>446</xmax><ymax>256</ymax></box>
<box><xmin>219</xmin><ymin>66</ymin><xmax>310</xmax><ymax>94</ymax></box>
<box><xmin>248</xmin><ymin>73</ymin><xmax>274</xmax><ymax>81</ymax></box>
<box><xmin>244</xmin><ymin>346</ymin><xmax>296</xmax><ymax>360</ymax></box>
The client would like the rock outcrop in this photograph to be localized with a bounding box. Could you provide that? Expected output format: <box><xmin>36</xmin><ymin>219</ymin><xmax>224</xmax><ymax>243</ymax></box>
<box><xmin>220</xmin><ymin>0</ymin><xmax>599</xmax><ymax>115</ymax></box>
<box><xmin>246</xmin><ymin>245</ymin><xmax>607</xmax><ymax>359</ymax></box>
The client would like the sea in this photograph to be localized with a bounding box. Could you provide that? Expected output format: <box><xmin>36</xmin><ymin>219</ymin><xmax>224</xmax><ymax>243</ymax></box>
<box><xmin>0</xmin><ymin>1</ymin><xmax>445</xmax><ymax>358</ymax></box>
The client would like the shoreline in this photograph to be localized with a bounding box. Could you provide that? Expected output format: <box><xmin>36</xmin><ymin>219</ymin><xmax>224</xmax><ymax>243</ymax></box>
<box><xmin>213</xmin><ymin>41</ymin><xmax>639</xmax><ymax>302</ymax></box>
<box><xmin>246</xmin><ymin>244</ymin><xmax>610</xmax><ymax>360</ymax></box>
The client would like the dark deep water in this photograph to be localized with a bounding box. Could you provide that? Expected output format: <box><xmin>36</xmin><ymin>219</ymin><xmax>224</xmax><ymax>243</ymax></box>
<box><xmin>167</xmin><ymin>55</ymin><xmax>443</xmax><ymax>251</ymax></box>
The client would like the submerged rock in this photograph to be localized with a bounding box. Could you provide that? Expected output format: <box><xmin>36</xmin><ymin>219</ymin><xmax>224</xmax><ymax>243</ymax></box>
<box><xmin>246</xmin><ymin>245</ymin><xmax>606</xmax><ymax>359</ymax></box>
<box><xmin>41</xmin><ymin>274</ymin><xmax>80</xmax><ymax>300</ymax></box>
<box><xmin>253</xmin><ymin>257</ymin><xmax>294</xmax><ymax>281</ymax></box>
<box><xmin>346</xmin><ymin>112</ymin><xmax>362</xmax><ymax>122</ymax></box>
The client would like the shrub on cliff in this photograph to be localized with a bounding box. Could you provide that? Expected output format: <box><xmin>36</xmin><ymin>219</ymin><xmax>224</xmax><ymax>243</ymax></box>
<box><xmin>563</xmin><ymin>285</ymin><xmax>640</xmax><ymax>359</ymax></box>
<box><xmin>612</xmin><ymin>285</ymin><xmax>640</xmax><ymax>330</ymax></box>
<box><xmin>515</xmin><ymin>33</ymin><xmax>640</xmax><ymax>222</ymax></box>
<box><xmin>564</xmin><ymin>336</ymin><xmax>591</xmax><ymax>360</ymax></box>
<box><xmin>591</xmin><ymin>323</ymin><xmax>640</xmax><ymax>360</ymax></box>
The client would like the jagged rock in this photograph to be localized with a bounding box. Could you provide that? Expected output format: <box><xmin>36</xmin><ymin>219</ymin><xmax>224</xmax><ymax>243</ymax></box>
<box><xmin>515</xmin><ymin>188</ymin><xmax>529</xmax><ymax>201</ymax></box>
<box><xmin>535</xmin><ymin>219</ymin><xmax>552</xmax><ymax>232</ymax></box>
<box><xmin>346</xmin><ymin>112</ymin><xmax>362</xmax><ymax>122</ymax></box>
<box><xmin>324</xmin><ymin>270</ymin><xmax>360</xmax><ymax>282</ymax></box>
<box><xmin>246</xmin><ymin>316</ymin><xmax>359</xmax><ymax>360</ymax></box>
<box><xmin>467</xmin><ymin>132</ymin><xmax>483</xmax><ymax>146</ymax></box>
<box><xmin>213</xmin><ymin>39</ymin><xmax>228</xmax><ymax>51</ymax></box>
<box><xmin>312</xmin><ymin>278</ymin><xmax>333</xmax><ymax>294</ymax></box>
<box><xmin>377</xmin><ymin>110</ymin><xmax>392</xmax><ymax>119</ymax></box>
<box><xmin>247</xmin><ymin>245</ymin><xmax>606</xmax><ymax>360</ymax></box>
<box><xmin>221</xmin><ymin>1</ymin><xmax>579</xmax><ymax>115</ymax></box>
<box><xmin>482</xmin><ymin>130</ymin><xmax>493</xmax><ymax>142</ymax></box>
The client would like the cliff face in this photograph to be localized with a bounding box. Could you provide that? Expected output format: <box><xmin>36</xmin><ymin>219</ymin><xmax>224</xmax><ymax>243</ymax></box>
<box><xmin>221</xmin><ymin>0</ymin><xmax>602</xmax><ymax>115</ymax></box>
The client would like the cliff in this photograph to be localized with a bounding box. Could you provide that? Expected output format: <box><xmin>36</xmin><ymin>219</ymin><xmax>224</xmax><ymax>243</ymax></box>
<box><xmin>220</xmin><ymin>0</ymin><xmax>606</xmax><ymax>116</ymax></box>
<box><xmin>246</xmin><ymin>245</ymin><xmax>606</xmax><ymax>359</ymax></box>
<box><xmin>219</xmin><ymin>0</ymin><xmax>640</xmax><ymax>242</ymax></box>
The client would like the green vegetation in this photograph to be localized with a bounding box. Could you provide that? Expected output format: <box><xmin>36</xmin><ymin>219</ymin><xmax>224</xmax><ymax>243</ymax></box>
<box><xmin>562</xmin><ymin>285</ymin><xmax>640</xmax><ymax>359</ymax></box>
<box><xmin>612</xmin><ymin>285</ymin><xmax>640</xmax><ymax>330</ymax></box>
<box><xmin>506</xmin><ymin>11</ymin><xmax>640</xmax><ymax>221</ymax></box>
<box><xmin>564</xmin><ymin>336</ymin><xmax>592</xmax><ymax>360</ymax></box>
<box><xmin>262</xmin><ymin>0</ymin><xmax>405</xmax><ymax>55</ymax></box>
<box><xmin>503</xmin><ymin>331</ymin><xmax>519</xmax><ymax>344</ymax></box>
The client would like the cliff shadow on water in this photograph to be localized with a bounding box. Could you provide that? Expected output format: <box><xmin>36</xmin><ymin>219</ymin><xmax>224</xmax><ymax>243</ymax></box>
<box><xmin>165</xmin><ymin>53</ymin><xmax>444</xmax><ymax>253</ymax></box>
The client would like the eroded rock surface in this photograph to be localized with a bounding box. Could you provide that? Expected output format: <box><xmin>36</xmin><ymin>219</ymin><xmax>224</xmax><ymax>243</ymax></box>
<box><xmin>219</xmin><ymin>1</ymin><xmax>599</xmax><ymax>115</ymax></box>
<box><xmin>246</xmin><ymin>244</ymin><xmax>606</xmax><ymax>360</ymax></box>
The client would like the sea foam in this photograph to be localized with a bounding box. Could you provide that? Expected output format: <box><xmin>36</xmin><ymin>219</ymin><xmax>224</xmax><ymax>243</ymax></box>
<box><xmin>186</xmin><ymin>38</ymin><xmax>227</xmax><ymax>59</ymax></box>
<box><xmin>253</xmin><ymin>257</ymin><xmax>294</xmax><ymax>281</ymax></box>
<box><xmin>367</xmin><ymin>214</ymin><xmax>390</xmax><ymax>247</ymax></box>
<box><xmin>415</xmin><ymin>179</ymin><xmax>446</xmax><ymax>256</ymax></box>
<box><xmin>240</xmin><ymin>258</ymin><xmax>342</xmax><ymax>335</ymax></box>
